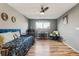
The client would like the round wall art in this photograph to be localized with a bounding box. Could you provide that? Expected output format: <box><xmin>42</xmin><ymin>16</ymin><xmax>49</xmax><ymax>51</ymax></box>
<box><xmin>1</xmin><ymin>12</ymin><xmax>8</xmax><ymax>21</ymax></box>
<box><xmin>11</xmin><ymin>16</ymin><xmax>16</xmax><ymax>23</ymax></box>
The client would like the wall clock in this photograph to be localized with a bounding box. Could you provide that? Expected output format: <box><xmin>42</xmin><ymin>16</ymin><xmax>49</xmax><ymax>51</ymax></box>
<box><xmin>11</xmin><ymin>16</ymin><xmax>16</xmax><ymax>23</ymax></box>
<box><xmin>1</xmin><ymin>12</ymin><xmax>8</xmax><ymax>21</ymax></box>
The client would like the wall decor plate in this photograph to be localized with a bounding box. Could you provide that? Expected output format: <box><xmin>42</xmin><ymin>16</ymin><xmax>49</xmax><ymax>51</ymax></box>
<box><xmin>1</xmin><ymin>12</ymin><xmax>8</xmax><ymax>21</ymax></box>
<box><xmin>11</xmin><ymin>16</ymin><xmax>16</xmax><ymax>23</ymax></box>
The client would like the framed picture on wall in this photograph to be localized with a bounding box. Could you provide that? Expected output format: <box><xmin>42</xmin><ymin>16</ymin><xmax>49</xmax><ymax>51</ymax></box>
<box><xmin>11</xmin><ymin>16</ymin><xmax>16</xmax><ymax>23</ymax></box>
<box><xmin>1</xmin><ymin>12</ymin><xmax>8</xmax><ymax>21</ymax></box>
<box><xmin>63</xmin><ymin>15</ymin><xmax>68</xmax><ymax>24</ymax></box>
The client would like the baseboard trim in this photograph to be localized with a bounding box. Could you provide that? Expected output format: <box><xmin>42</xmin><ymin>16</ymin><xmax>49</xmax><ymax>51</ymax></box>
<box><xmin>63</xmin><ymin>41</ymin><xmax>79</xmax><ymax>53</ymax></box>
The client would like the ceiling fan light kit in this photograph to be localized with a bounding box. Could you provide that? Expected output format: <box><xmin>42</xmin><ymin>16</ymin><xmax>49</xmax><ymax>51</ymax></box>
<box><xmin>40</xmin><ymin>12</ymin><xmax>45</xmax><ymax>15</ymax></box>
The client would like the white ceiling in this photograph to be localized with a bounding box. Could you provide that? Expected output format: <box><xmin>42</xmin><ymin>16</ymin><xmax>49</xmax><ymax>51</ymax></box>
<box><xmin>8</xmin><ymin>3</ymin><xmax>77</xmax><ymax>19</ymax></box>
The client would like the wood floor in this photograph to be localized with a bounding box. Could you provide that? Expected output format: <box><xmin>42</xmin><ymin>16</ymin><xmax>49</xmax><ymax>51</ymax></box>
<box><xmin>27</xmin><ymin>39</ymin><xmax>79</xmax><ymax>56</ymax></box>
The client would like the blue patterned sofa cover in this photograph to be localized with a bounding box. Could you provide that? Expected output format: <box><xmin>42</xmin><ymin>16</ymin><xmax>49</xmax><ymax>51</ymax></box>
<box><xmin>2</xmin><ymin>35</ymin><xmax>35</xmax><ymax>56</ymax></box>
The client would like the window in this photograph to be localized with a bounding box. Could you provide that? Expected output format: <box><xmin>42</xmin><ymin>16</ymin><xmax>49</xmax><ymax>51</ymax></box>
<box><xmin>35</xmin><ymin>21</ymin><xmax>50</xmax><ymax>29</ymax></box>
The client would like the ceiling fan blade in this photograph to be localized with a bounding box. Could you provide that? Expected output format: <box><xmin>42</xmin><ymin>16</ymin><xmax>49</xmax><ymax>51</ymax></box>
<box><xmin>41</xmin><ymin>6</ymin><xmax>44</xmax><ymax>10</ymax></box>
<box><xmin>43</xmin><ymin>7</ymin><xmax>49</xmax><ymax>11</ymax></box>
<box><xmin>40</xmin><ymin>6</ymin><xmax>44</xmax><ymax>12</ymax></box>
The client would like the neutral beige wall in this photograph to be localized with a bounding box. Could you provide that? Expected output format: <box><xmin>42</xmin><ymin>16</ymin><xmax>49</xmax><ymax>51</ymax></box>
<box><xmin>0</xmin><ymin>4</ymin><xmax>28</xmax><ymax>34</ymax></box>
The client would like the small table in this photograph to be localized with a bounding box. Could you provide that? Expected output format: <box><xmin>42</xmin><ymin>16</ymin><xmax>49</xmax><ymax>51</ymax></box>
<box><xmin>0</xmin><ymin>45</ymin><xmax>12</xmax><ymax>56</ymax></box>
<box><xmin>0</xmin><ymin>44</ymin><xmax>2</xmax><ymax>56</ymax></box>
<box><xmin>1</xmin><ymin>49</ymin><xmax>9</xmax><ymax>56</ymax></box>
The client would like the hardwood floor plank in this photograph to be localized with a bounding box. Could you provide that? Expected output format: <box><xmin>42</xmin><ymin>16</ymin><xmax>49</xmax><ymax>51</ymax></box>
<box><xmin>27</xmin><ymin>39</ymin><xmax>79</xmax><ymax>56</ymax></box>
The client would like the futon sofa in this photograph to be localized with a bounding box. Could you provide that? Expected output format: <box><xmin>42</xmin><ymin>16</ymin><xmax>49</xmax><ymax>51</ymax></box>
<box><xmin>1</xmin><ymin>35</ymin><xmax>35</xmax><ymax>56</ymax></box>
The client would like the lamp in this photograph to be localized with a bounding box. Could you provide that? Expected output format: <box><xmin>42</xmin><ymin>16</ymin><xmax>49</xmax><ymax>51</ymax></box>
<box><xmin>0</xmin><ymin>35</ymin><xmax>3</xmax><ymax>45</ymax></box>
<box><xmin>0</xmin><ymin>35</ymin><xmax>4</xmax><ymax>55</ymax></box>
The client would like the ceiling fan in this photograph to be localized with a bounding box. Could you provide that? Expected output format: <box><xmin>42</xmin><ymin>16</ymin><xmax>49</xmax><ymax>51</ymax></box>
<box><xmin>40</xmin><ymin>5</ymin><xmax>49</xmax><ymax>14</ymax></box>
